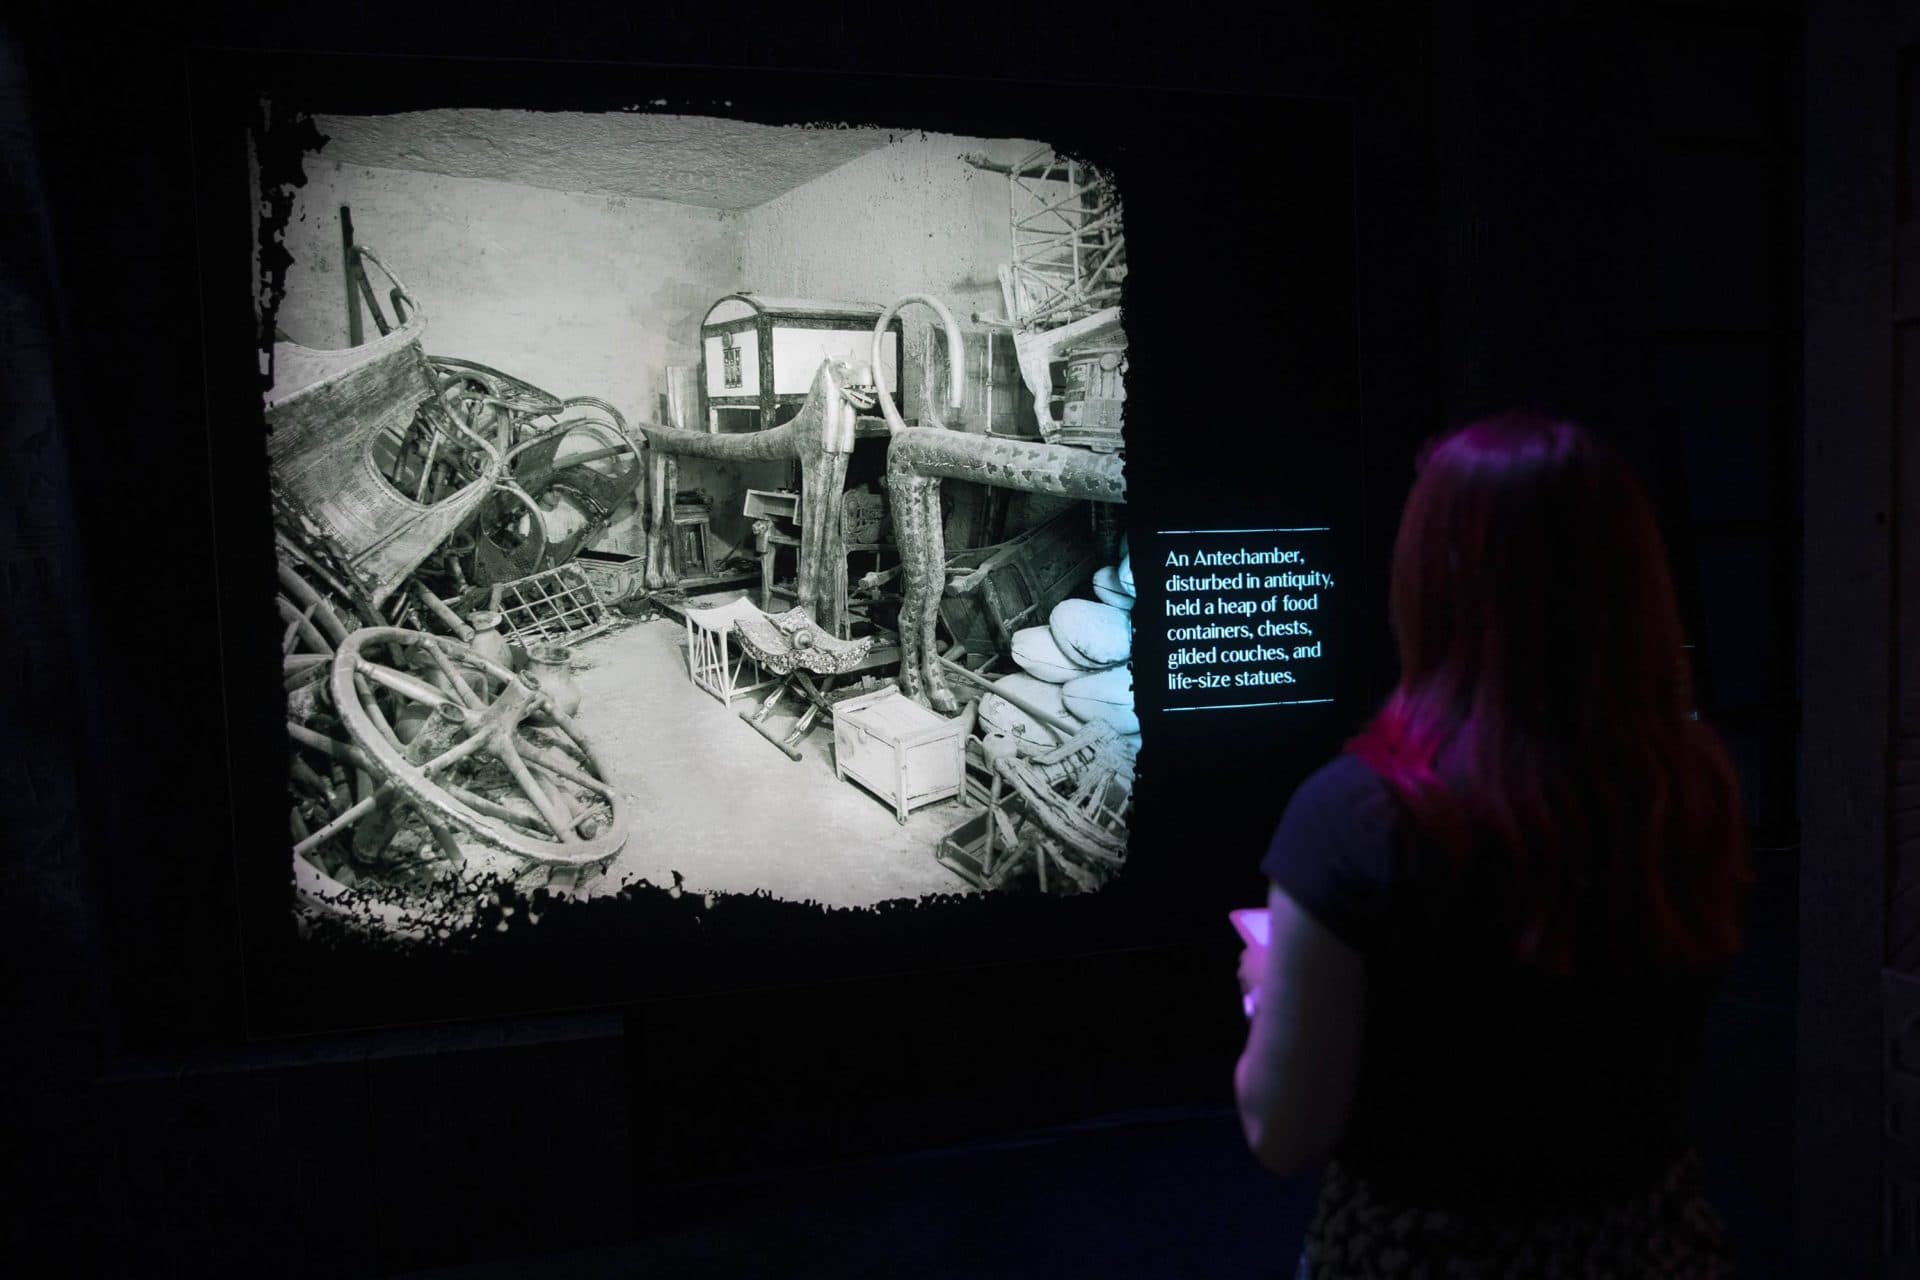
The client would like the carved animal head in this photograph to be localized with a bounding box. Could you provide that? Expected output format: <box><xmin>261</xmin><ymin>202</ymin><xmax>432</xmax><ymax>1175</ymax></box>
<box><xmin>805</xmin><ymin>358</ymin><xmax>871</xmax><ymax>453</ymax></box>
<box><xmin>832</xmin><ymin>359</ymin><xmax>879</xmax><ymax>412</ymax></box>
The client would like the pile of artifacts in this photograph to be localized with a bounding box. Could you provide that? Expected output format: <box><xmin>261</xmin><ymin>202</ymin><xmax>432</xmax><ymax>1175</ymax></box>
<box><xmin>981</xmin><ymin>561</ymin><xmax>1139</xmax><ymax>756</ymax></box>
<box><xmin>269</xmin><ymin>201</ymin><xmax>1137</xmax><ymax>923</ymax></box>
<box><xmin>846</xmin><ymin>329</ymin><xmax>1130</xmax><ymax>892</ymax></box>
<box><xmin>857</xmin><ymin>158</ymin><xmax>1135</xmax><ymax>895</ymax></box>
<box><xmin>935</xmin><ymin>550</ymin><xmax>1137</xmax><ymax>894</ymax></box>
<box><xmin>270</xmin><ymin>248</ymin><xmax>639</xmax><ymax>939</ymax></box>
<box><xmin>633</xmin><ymin>283</ymin><xmax>1136</xmax><ymax>896</ymax></box>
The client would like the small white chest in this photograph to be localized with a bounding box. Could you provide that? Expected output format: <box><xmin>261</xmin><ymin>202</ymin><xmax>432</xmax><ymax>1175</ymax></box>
<box><xmin>831</xmin><ymin>687</ymin><xmax>967</xmax><ymax>824</ymax></box>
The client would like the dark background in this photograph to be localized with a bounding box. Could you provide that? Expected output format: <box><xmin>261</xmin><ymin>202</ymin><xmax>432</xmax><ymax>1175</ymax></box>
<box><xmin>2</xmin><ymin>2</ymin><xmax>1813</xmax><ymax>1276</ymax></box>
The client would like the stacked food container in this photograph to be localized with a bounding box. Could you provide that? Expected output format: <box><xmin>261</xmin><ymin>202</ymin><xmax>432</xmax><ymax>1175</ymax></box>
<box><xmin>975</xmin><ymin>549</ymin><xmax>1137</xmax><ymax>762</ymax></box>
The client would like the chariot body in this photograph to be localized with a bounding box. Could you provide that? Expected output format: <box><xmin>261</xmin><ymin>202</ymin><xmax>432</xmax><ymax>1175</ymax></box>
<box><xmin>266</xmin><ymin>251</ymin><xmax>632</xmax><ymax>925</ymax></box>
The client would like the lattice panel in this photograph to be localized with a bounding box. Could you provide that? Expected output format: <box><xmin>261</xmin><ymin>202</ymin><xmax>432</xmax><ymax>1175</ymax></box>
<box><xmin>1004</xmin><ymin>146</ymin><xmax>1125</xmax><ymax>332</ymax></box>
<box><xmin>495</xmin><ymin>564</ymin><xmax>613</xmax><ymax>649</ymax></box>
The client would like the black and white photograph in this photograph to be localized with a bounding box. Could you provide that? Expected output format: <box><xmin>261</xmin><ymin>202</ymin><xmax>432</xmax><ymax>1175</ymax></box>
<box><xmin>258</xmin><ymin>106</ymin><xmax>1137</xmax><ymax>941</ymax></box>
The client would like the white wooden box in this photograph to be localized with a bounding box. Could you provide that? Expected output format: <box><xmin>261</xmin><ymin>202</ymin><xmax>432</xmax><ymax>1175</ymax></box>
<box><xmin>831</xmin><ymin>687</ymin><xmax>966</xmax><ymax>824</ymax></box>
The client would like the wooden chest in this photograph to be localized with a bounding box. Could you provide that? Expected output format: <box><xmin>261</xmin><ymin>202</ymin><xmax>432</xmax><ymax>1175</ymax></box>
<box><xmin>831</xmin><ymin>687</ymin><xmax>967</xmax><ymax>824</ymax></box>
<box><xmin>700</xmin><ymin>294</ymin><xmax>904</xmax><ymax>432</ymax></box>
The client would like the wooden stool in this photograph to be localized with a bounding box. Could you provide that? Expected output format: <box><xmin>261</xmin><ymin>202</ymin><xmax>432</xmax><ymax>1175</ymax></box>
<box><xmin>682</xmin><ymin>596</ymin><xmax>777</xmax><ymax>705</ymax></box>
<box><xmin>729</xmin><ymin>605</ymin><xmax>879</xmax><ymax>760</ymax></box>
<box><xmin>740</xmin><ymin>670</ymin><xmax>881</xmax><ymax>762</ymax></box>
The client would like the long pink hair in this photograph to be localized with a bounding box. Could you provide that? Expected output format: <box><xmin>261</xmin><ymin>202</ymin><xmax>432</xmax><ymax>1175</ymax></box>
<box><xmin>1347</xmin><ymin>413</ymin><xmax>1750</xmax><ymax>973</ymax></box>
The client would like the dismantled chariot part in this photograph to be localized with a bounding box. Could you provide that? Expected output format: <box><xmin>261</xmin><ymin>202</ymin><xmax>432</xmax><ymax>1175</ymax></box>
<box><xmin>415</xmin><ymin>370</ymin><xmax>640</xmax><ymax>591</ymax></box>
<box><xmin>293</xmin><ymin>626</ymin><xmax>628</xmax><ymax>871</ymax></box>
<box><xmin>265</xmin><ymin>252</ymin><xmax>506</xmax><ymax>609</ymax></box>
<box><xmin>937</xmin><ymin>720</ymin><xmax>1133</xmax><ymax>895</ymax></box>
<box><xmin>279</xmin><ymin>556</ymin><xmax>627</xmax><ymax>906</ymax></box>
<box><xmin>282</xmin><ymin>584</ymin><xmax>630</xmax><ymax>915</ymax></box>
<box><xmin>265</xmin><ymin>248</ymin><xmax>642</xmax><ymax>609</ymax></box>
<box><xmin>465</xmin><ymin>408</ymin><xmax>641</xmax><ymax>586</ymax></box>
<box><xmin>376</xmin><ymin>351</ymin><xmax>637</xmax><ymax>590</ymax></box>
<box><xmin>269</xmin><ymin>251</ymin><xmax>637</xmax><ymax>919</ymax></box>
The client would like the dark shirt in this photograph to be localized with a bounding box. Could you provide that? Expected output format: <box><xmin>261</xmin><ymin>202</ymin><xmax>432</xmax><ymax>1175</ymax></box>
<box><xmin>1261</xmin><ymin>754</ymin><xmax>1719</xmax><ymax>1217</ymax></box>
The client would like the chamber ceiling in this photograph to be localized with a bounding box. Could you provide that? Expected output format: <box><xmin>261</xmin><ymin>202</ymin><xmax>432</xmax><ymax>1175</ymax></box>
<box><xmin>310</xmin><ymin>110</ymin><xmax>899</xmax><ymax>209</ymax></box>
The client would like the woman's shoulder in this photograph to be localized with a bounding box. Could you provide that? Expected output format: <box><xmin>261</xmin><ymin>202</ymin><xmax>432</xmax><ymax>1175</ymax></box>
<box><xmin>1262</xmin><ymin>753</ymin><xmax>1406</xmax><ymax>948</ymax></box>
<box><xmin>1268</xmin><ymin>753</ymin><xmax>1404</xmax><ymax>870</ymax></box>
<box><xmin>1287</xmin><ymin>753</ymin><xmax>1399</xmax><ymax>826</ymax></box>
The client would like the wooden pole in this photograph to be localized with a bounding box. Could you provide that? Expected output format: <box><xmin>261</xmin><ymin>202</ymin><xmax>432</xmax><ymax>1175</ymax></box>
<box><xmin>935</xmin><ymin>655</ymin><xmax>1077</xmax><ymax>737</ymax></box>
<box><xmin>341</xmin><ymin>205</ymin><xmax>361</xmax><ymax>346</ymax></box>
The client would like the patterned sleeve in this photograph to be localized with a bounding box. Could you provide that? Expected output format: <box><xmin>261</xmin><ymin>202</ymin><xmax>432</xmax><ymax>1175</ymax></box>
<box><xmin>1258</xmin><ymin>754</ymin><xmax>1398</xmax><ymax>951</ymax></box>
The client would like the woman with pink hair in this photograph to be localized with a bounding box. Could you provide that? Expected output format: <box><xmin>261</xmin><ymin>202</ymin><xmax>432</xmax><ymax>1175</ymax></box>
<box><xmin>1235</xmin><ymin>413</ymin><xmax>1750</xmax><ymax>1277</ymax></box>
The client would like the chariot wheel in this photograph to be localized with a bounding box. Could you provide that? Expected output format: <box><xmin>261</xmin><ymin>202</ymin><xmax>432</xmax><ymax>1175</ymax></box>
<box><xmin>277</xmin><ymin>550</ymin><xmax>401</xmax><ymax>863</ymax></box>
<box><xmin>320</xmin><ymin>626</ymin><xmax>628</xmax><ymax>867</ymax></box>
